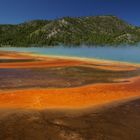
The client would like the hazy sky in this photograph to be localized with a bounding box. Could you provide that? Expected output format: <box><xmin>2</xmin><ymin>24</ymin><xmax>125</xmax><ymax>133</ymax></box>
<box><xmin>0</xmin><ymin>0</ymin><xmax>139</xmax><ymax>25</ymax></box>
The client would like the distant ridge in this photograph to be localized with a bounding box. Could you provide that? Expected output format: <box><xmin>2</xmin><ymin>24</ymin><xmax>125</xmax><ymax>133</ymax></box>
<box><xmin>0</xmin><ymin>15</ymin><xmax>140</xmax><ymax>46</ymax></box>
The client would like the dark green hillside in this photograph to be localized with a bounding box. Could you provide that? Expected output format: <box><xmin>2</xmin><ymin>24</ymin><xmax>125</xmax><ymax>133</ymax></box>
<box><xmin>0</xmin><ymin>16</ymin><xmax>140</xmax><ymax>46</ymax></box>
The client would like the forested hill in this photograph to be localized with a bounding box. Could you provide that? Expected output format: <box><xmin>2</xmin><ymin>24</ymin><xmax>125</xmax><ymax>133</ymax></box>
<box><xmin>0</xmin><ymin>15</ymin><xmax>140</xmax><ymax>46</ymax></box>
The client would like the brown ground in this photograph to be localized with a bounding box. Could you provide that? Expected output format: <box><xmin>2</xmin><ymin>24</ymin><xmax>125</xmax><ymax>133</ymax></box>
<box><xmin>0</xmin><ymin>98</ymin><xmax>140</xmax><ymax>140</ymax></box>
<box><xmin>0</xmin><ymin>51</ymin><xmax>140</xmax><ymax>140</ymax></box>
<box><xmin>0</xmin><ymin>66</ymin><xmax>139</xmax><ymax>90</ymax></box>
